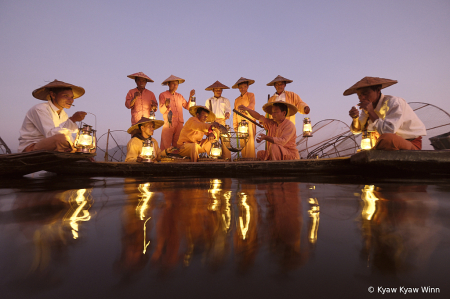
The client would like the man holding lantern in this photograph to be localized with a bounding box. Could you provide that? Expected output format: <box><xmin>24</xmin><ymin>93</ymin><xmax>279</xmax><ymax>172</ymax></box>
<box><xmin>125</xmin><ymin>72</ymin><xmax>158</xmax><ymax>125</ymax></box>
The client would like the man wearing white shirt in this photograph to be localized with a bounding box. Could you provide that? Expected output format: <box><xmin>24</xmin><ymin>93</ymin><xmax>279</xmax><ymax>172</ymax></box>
<box><xmin>18</xmin><ymin>80</ymin><xmax>87</xmax><ymax>153</ymax></box>
<box><xmin>347</xmin><ymin>76</ymin><xmax>426</xmax><ymax>150</ymax></box>
<box><xmin>205</xmin><ymin>81</ymin><xmax>232</xmax><ymax>159</ymax></box>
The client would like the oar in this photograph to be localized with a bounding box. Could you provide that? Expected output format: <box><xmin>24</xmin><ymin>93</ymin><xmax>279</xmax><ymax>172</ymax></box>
<box><xmin>232</xmin><ymin>109</ymin><xmax>264</xmax><ymax>129</ymax></box>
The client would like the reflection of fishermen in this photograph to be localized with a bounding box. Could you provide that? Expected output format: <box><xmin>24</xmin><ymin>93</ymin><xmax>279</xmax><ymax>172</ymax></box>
<box><xmin>347</xmin><ymin>77</ymin><xmax>426</xmax><ymax>150</ymax></box>
<box><xmin>232</xmin><ymin>77</ymin><xmax>256</xmax><ymax>158</ymax></box>
<box><xmin>125</xmin><ymin>117</ymin><xmax>165</xmax><ymax>162</ymax></box>
<box><xmin>125</xmin><ymin>72</ymin><xmax>158</xmax><ymax>125</ymax></box>
<box><xmin>205</xmin><ymin>81</ymin><xmax>232</xmax><ymax>159</ymax></box>
<box><xmin>177</xmin><ymin>106</ymin><xmax>221</xmax><ymax>162</ymax></box>
<box><xmin>158</xmin><ymin>75</ymin><xmax>196</xmax><ymax>150</ymax></box>
<box><xmin>239</xmin><ymin>102</ymin><xmax>299</xmax><ymax>161</ymax></box>
<box><xmin>19</xmin><ymin>80</ymin><xmax>87</xmax><ymax>153</ymax></box>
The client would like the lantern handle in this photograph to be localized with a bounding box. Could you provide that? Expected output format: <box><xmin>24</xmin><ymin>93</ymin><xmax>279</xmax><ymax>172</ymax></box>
<box><xmin>78</xmin><ymin>112</ymin><xmax>97</xmax><ymax>131</ymax></box>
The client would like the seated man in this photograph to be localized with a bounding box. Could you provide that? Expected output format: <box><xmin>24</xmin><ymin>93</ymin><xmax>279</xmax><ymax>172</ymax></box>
<box><xmin>177</xmin><ymin>106</ymin><xmax>221</xmax><ymax>162</ymax></box>
<box><xmin>346</xmin><ymin>77</ymin><xmax>426</xmax><ymax>150</ymax></box>
<box><xmin>238</xmin><ymin>102</ymin><xmax>299</xmax><ymax>161</ymax></box>
<box><xmin>19</xmin><ymin>80</ymin><xmax>87</xmax><ymax>153</ymax></box>
<box><xmin>125</xmin><ymin>117</ymin><xmax>166</xmax><ymax>162</ymax></box>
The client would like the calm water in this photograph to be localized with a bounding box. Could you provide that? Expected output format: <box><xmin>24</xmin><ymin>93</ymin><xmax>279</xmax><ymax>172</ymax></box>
<box><xmin>0</xmin><ymin>174</ymin><xmax>449</xmax><ymax>299</ymax></box>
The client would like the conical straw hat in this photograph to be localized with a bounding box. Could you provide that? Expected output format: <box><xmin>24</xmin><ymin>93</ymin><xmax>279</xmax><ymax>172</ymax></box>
<box><xmin>232</xmin><ymin>77</ymin><xmax>255</xmax><ymax>89</ymax></box>
<box><xmin>127</xmin><ymin>72</ymin><xmax>154</xmax><ymax>82</ymax></box>
<box><xmin>161</xmin><ymin>75</ymin><xmax>185</xmax><ymax>86</ymax></box>
<box><xmin>205</xmin><ymin>81</ymin><xmax>230</xmax><ymax>91</ymax></box>
<box><xmin>188</xmin><ymin>105</ymin><xmax>216</xmax><ymax>122</ymax></box>
<box><xmin>266</xmin><ymin>75</ymin><xmax>293</xmax><ymax>86</ymax></box>
<box><xmin>343</xmin><ymin>76</ymin><xmax>398</xmax><ymax>96</ymax></box>
<box><xmin>262</xmin><ymin>101</ymin><xmax>298</xmax><ymax>117</ymax></box>
<box><xmin>127</xmin><ymin>117</ymin><xmax>164</xmax><ymax>134</ymax></box>
<box><xmin>32</xmin><ymin>79</ymin><xmax>85</xmax><ymax>101</ymax></box>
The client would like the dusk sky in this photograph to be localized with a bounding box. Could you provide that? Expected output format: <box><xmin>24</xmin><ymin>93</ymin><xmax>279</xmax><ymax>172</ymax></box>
<box><xmin>1</xmin><ymin>0</ymin><xmax>449</xmax><ymax>152</ymax></box>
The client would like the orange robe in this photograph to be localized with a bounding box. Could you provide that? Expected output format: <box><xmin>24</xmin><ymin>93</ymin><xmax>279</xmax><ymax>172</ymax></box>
<box><xmin>177</xmin><ymin>117</ymin><xmax>217</xmax><ymax>162</ymax></box>
<box><xmin>268</xmin><ymin>91</ymin><xmax>308</xmax><ymax>125</ymax></box>
<box><xmin>233</xmin><ymin>92</ymin><xmax>256</xmax><ymax>158</ymax></box>
<box><xmin>159</xmin><ymin>90</ymin><xmax>190</xmax><ymax>150</ymax></box>
<box><xmin>257</xmin><ymin>118</ymin><xmax>299</xmax><ymax>161</ymax></box>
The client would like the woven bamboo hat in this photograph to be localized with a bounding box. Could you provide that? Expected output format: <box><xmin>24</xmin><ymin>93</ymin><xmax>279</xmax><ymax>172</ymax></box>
<box><xmin>127</xmin><ymin>72</ymin><xmax>154</xmax><ymax>83</ymax></box>
<box><xmin>205</xmin><ymin>81</ymin><xmax>230</xmax><ymax>91</ymax></box>
<box><xmin>161</xmin><ymin>75</ymin><xmax>185</xmax><ymax>86</ymax></box>
<box><xmin>266</xmin><ymin>75</ymin><xmax>293</xmax><ymax>86</ymax></box>
<box><xmin>127</xmin><ymin>117</ymin><xmax>164</xmax><ymax>135</ymax></box>
<box><xmin>32</xmin><ymin>80</ymin><xmax>85</xmax><ymax>101</ymax></box>
<box><xmin>343</xmin><ymin>76</ymin><xmax>398</xmax><ymax>96</ymax></box>
<box><xmin>232</xmin><ymin>77</ymin><xmax>255</xmax><ymax>89</ymax></box>
<box><xmin>262</xmin><ymin>101</ymin><xmax>297</xmax><ymax>117</ymax></box>
<box><xmin>189</xmin><ymin>105</ymin><xmax>216</xmax><ymax>122</ymax></box>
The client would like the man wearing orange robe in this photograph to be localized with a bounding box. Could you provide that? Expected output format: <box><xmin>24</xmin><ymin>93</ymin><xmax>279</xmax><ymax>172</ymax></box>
<box><xmin>159</xmin><ymin>75</ymin><xmax>195</xmax><ymax>150</ymax></box>
<box><xmin>239</xmin><ymin>101</ymin><xmax>299</xmax><ymax>161</ymax></box>
<box><xmin>205</xmin><ymin>81</ymin><xmax>232</xmax><ymax>159</ymax></box>
<box><xmin>125</xmin><ymin>72</ymin><xmax>158</xmax><ymax>125</ymax></box>
<box><xmin>177</xmin><ymin>106</ymin><xmax>220</xmax><ymax>162</ymax></box>
<box><xmin>125</xmin><ymin>117</ymin><xmax>165</xmax><ymax>162</ymax></box>
<box><xmin>232</xmin><ymin>77</ymin><xmax>256</xmax><ymax>158</ymax></box>
<box><xmin>267</xmin><ymin>75</ymin><xmax>310</xmax><ymax>125</ymax></box>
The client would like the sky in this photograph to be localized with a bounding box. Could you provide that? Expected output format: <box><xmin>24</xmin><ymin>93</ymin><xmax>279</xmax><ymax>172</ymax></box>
<box><xmin>1</xmin><ymin>0</ymin><xmax>449</xmax><ymax>152</ymax></box>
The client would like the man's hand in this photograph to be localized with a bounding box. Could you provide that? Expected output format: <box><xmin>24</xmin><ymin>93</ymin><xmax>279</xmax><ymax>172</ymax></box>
<box><xmin>136</xmin><ymin>156</ymin><xmax>143</xmax><ymax>163</ymax></box>
<box><xmin>190</xmin><ymin>89</ymin><xmax>195</xmax><ymax>98</ymax></box>
<box><xmin>238</xmin><ymin>104</ymin><xmax>249</xmax><ymax>111</ymax></box>
<box><xmin>69</xmin><ymin>111</ymin><xmax>87</xmax><ymax>122</ymax></box>
<box><xmin>349</xmin><ymin>106</ymin><xmax>359</xmax><ymax>119</ymax></box>
<box><xmin>304</xmin><ymin>106</ymin><xmax>310</xmax><ymax>114</ymax></box>
<box><xmin>134</xmin><ymin>91</ymin><xmax>140</xmax><ymax>99</ymax></box>
<box><xmin>165</xmin><ymin>98</ymin><xmax>170</xmax><ymax>108</ymax></box>
<box><xmin>225</xmin><ymin>112</ymin><xmax>230</xmax><ymax>120</ymax></box>
<box><xmin>151</xmin><ymin>105</ymin><xmax>157</xmax><ymax>112</ymax></box>
<box><xmin>357</xmin><ymin>100</ymin><xmax>373</xmax><ymax>113</ymax></box>
<box><xmin>210</xmin><ymin>121</ymin><xmax>221</xmax><ymax>130</ymax></box>
<box><xmin>207</xmin><ymin>133</ymin><xmax>215</xmax><ymax>142</ymax></box>
<box><xmin>256</xmin><ymin>133</ymin><xmax>267</xmax><ymax>143</ymax></box>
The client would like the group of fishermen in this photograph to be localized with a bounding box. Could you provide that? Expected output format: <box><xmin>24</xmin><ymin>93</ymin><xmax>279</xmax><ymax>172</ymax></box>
<box><xmin>17</xmin><ymin>74</ymin><xmax>427</xmax><ymax>162</ymax></box>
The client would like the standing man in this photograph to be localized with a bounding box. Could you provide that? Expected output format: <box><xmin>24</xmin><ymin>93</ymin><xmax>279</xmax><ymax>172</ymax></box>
<box><xmin>18</xmin><ymin>80</ymin><xmax>87</xmax><ymax>153</ymax></box>
<box><xmin>238</xmin><ymin>101</ymin><xmax>299</xmax><ymax>161</ymax></box>
<box><xmin>232</xmin><ymin>77</ymin><xmax>256</xmax><ymax>158</ymax></box>
<box><xmin>267</xmin><ymin>75</ymin><xmax>310</xmax><ymax>124</ymax></box>
<box><xmin>125</xmin><ymin>72</ymin><xmax>157</xmax><ymax>125</ymax></box>
<box><xmin>159</xmin><ymin>75</ymin><xmax>195</xmax><ymax>150</ymax></box>
<box><xmin>346</xmin><ymin>76</ymin><xmax>426</xmax><ymax>150</ymax></box>
<box><xmin>205</xmin><ymin>81</ymin><xmax>232</xmax><ymax>159</ymax></box>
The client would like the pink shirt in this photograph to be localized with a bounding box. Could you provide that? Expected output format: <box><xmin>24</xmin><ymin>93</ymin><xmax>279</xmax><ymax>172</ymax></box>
<box><xmin>259</xmin><ymin>117</ymin><xmax>299</xmax><ymax>160</ymax></box>
<box><xmin>159</xmin><ymin>90</ymin><xmax>189</xmax><ymax>124</ymax></box>
<box><xmin>125</xmin><ymin>88</ymin><xmax>157</xmax><ymax>125</ymax></box>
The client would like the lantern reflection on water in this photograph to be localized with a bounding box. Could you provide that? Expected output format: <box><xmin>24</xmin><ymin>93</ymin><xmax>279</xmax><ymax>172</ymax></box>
<box><xmin>308</xmin><ymin>198</ymin><xmax>320</xmax><ymax>243</ymax></box>
<box><xmin>303</xmin><ymin>117</ymin><xmax>313</xmax><ymax>137</ymax></box>
<box><xmin>140</xmin><ymin>138</ymin><xmax>155</xmax><ymax>162</ymax></box>
<box><xmin>137</xmin><ymin>183</ymin><xmax>153</xmax><ymax>253</ymax></box>
<box><xmin>361</xmin><ymin>185</ymin><xmax>379</xmax><ymax>221</ymax></box>
<box><xmin>238</xmin><ymin>192</ymin><xmax>251</xmax><ymax>240</ymax></box>
<box><xmin>74</xmin><ymin>124</ymin><xmax>96</xmax><ymax>153</ymax></box>
<box><xmin>64</xmin><ymin>188</ymin><xmax>93</xmax><ymax>239</ymax></box>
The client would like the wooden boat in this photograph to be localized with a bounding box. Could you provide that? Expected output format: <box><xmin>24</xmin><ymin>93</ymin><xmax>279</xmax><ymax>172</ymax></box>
<box><xmin>0</xmin><ymin>150</ymin><xmax>95</xmax><ymax>177</ymax></box>
<box><xmin>43</xmin><ymin>150</ymin><xmax>450</xmax><ymax>179</ymax></box>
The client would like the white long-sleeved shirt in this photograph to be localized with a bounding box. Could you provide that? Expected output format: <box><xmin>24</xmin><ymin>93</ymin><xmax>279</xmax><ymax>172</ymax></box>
<box><xmin>351</xmin><ymin>94</ymin><xmax>426</xmax><ymax>139</ymax></box>
<box><xmin>18</xmin><ymin>100</ymin><xmax>78</xmax><ymax>152</ymax></box>
<box><xmin>205</xmin><ymin>97</ymin><xmax>231</xmax><ymax>119</ymax></box>
<box><xmin>272</xmin><ymin>91</ymin><xmax>286</xmax><ymax>102</ymax></box>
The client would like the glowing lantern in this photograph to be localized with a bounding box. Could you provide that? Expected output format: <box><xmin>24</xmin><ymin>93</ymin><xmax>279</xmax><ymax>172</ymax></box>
<box><xmin>139</xmin><ymin>138</ymin><xmax>155</xmax><ymax>162</ymax></box>
<box><xmin>238</xmin><ymin>119</ymin><xmax>249</xmax><ymax>136</ymax></box>
<box><xmin>148</xmin><ymin>111</ymin><xmax>156</xmax><ymax>120</ymax></box>
<box><xmin>210</xmin><ymin>140</ymin><xmax>222</xmax><ymax>158</ymax></box>
<box><xmin>189</xmin><ymin>96</ymin><xmax>196</xmax><ymax>108</ymax></box>
<box><xmin>361</xmin><ymin>130</ymin><xmax>375</xmax><ymax>150</ymax></box>
<box><xmin>303</xmin><ymin>117</ymin><xmax>313</xmax><ymax>137</ymax></box>
<box><xmin>74</xmin><ymin>124</ymin><xmax>96</xmax><ymax>153</ymax></box>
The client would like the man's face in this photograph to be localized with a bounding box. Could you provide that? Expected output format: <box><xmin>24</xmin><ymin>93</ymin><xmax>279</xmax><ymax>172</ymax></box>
<box><xmin>213</xmin><ymin>88</ymin><xmax>223</xmax><ymax>98</ymax></box>
<box><xmin>197</xmin><ymin>111</ymin><xmax>209</xmax><ymax>123</ymax></box>
<box><xmin>168</xmin><ymin>81</ymin><xmax>179</xmax><ymax>93</ymax></box>
<box><xmin>271</xmin><ymin>105</ymin><xmax>286</xmax><ymax>122</ymax></box>
<box><xmin>50</xmin><ymin>89</ymin><xmax>74</xmax><ymax>109</ymax></box>
<box><xmin>238</xmin><ymin>83</ymin><xmax>248</xmax><ymax>95</ymax></box>
<box><xmin>274</xmin><ymin>81</ymin><xmax>286</xmax><ymax>94</ymax></box>
<box><xmin>141</xmin><ymin>122</ymin><xmax>155</xmax><ymax>137</ymax></box>
<box><xmin>356</xmin><ymin>87</ymin><xmax>380</xmax><ymax>104</ymax></box>
<box><xmin>135</xmin><ymin>77</ymin><xmax>147</xmax><ymax>89</ymax></box>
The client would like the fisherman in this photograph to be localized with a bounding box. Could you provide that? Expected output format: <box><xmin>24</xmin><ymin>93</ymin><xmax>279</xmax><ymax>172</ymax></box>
<box><xmin>346</xmin><ymin>77</ymin><xmax>426</xmax><ymax>150</ymax></box>
<box><xmin>177</xmin><ymin>106</ymin><xmax>221</xmax><ymax>162</ymax></box>
<box><xmin>238</xmin><ymin>102</ymin><xmax>299</xmax><ymax>161</ymax></box>
<box><xmin>18</xmin><ymin>80</ymin><xmax>87</xmax><ymax>153</ymax></box>
<box><xmin>232</xmin><ymin>77</ymin><xmax>256</xmax><ymax>158</ymax></box>
<box><xmin>205</xmin><ymin>81</ymin><xmax>232</xmax><ymax>159</ymax></box>
<box><xmin>267</xmin><ymin>75</ymin><xmax>310</xmax><ymax>124</ymax></box>
<box><xmin>159</xmin><ymin>75</ymin><xmax>195</xmax><ymax>150</ymax></box>
<box><xmin>125</xmin><ymin>117</ymin><xmax>170</xmax><ymax>162</ymax></box>
<box><xmin>125</xmin><ymin>72</ymin><xmax>158</xmax><ymax>125</ymax></box>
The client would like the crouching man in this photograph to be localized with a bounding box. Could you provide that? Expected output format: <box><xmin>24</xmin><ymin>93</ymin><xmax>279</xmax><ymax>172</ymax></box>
<box><xmin>177</xmin><ymin>106</ymin><xmax>221</xmax><ymax>162</ymax></box>
<box><xmin>238</xmin><ymin>101</ymin><xmax>299</xmax><ymax>161</ymax></box>
<box><xmin>19</xmin><ymin>80</ymin><xmax>87</xmax><ymax>153</ymax></box>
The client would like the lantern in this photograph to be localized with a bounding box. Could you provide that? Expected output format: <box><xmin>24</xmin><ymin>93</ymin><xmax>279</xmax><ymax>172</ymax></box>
<box><xmin>238</xmin><ymin>119</ymin><xmax>249</xmax><ymax>136</ymax></box>
<box><xmin>139</xmin><ymin>138</ymin><xmax>155</xmax><ymax>162</ymax></box>
<box><xmin>189</xmin><ymin>96</ymin><xmax>196</xmax><ymax>108</ymax></box>
<box><xmin>303</xmin><ymin>117</ymin><xmax>313</xmax><ymax>137</ymax></box>
<box><xmin>361</xmin><ymin>130</ymin><xmax>375</xmax><ymax>150</ymax></box>
<box><xmin>74</xmin><ymin>124</ymin><xmax>96</xmax><ymax>153</ymax></box>
<box><xmin>210</xmin><ymin>140</ymin><xmax>222</xmax><ymax>158</ymax></box>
